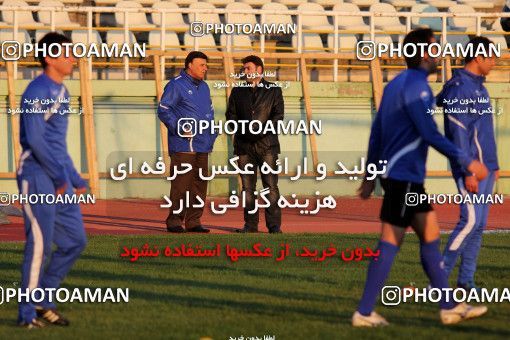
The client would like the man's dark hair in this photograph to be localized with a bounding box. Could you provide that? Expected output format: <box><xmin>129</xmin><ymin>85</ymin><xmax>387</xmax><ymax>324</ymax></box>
<box><xmin>241</xmin><ymin>55</ymin><xmax>264</xmax><ymax>71</ymax></box>
<box><xmin>37</xmin><ymin>32</ymin><xmax>72</xmax><ymax>69</ymax></box>
<box><xmin>184</xmin><ymin>51</ymin><xmax>208</xmax><ymax>69</ymax></box>
<box><xmin>465</xmin><ymin>36</ymin><xmax>494</xmax><ymax>64</ymax></box>
<box><xmin>403</xmin><ymin>28</ymin><xmax>434</xmax><ymax>69</ymax></box>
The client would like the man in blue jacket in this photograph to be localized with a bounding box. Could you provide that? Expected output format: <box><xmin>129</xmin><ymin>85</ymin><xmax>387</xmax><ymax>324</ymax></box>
<box><xmin>158</xmin><ymin>51</ymin><xmax>217</xmax><ymax>233</ymax></box>
<box><xmin>437</xmin><ymin>36</ymin><xmax>499</xmax><ymax>292</ymax></box>
<box><xmin>352</xmin><ymin>28</ymin><xmax>488</xmax><ymax>327</ymax></box>
<box><xmin>17</xmin><ymin>32</ymin><xmax>87</xmax><ymax>328</ymax></box>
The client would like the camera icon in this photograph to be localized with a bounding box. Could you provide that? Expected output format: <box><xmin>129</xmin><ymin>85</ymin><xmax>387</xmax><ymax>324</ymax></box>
<box><xmin>1</xmin><ymin>41</ymin><xmax>21</xmax><ymax>61</ymax></box>
<box><xmin>405</xmin><ymin>193</ymin><xmax>419</xmax><ymax>207</ymax></box>
<box><xmin>177</xmin><ymin>118</ymin><xmax>197</xmax><ymax>138</ymax></box>
<box><xmin>0</xmin><ymin>287</ymin><xmax>3</xmax><ymax>305</ymax></box>
<box><xmin>356</xmin><ymin>40</ymin><xmax>376</xmax><ymax>61</ymax></box>
<box><xmin>381</xmin><ymin>286</ymin><xmax>401</xmax><ymax>306</ymax></box>
<box><xmin>190</xmin><ymin>22</ymin><xmax>204</xmax><ymax>37</ymax></box>
<box><xmin>0</xmin><ymin>193</ymin><xmax>11</xmax><ymax>206</ymax></box>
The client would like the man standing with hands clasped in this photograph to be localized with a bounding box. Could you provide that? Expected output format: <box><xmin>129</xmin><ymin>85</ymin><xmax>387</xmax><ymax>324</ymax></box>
<box><xmin>158</xmin><ymin>51</ymin><xmax>217</xmax><ymax>233</ymax></box>
<box><xmin>226</xmin><ymin>55</ymin><xmax>284</xmax><ymax>234</ymax></box>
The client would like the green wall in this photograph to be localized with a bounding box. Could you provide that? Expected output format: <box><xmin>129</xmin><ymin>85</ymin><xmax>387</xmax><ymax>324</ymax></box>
<box><xmin>1</xmin><ymin>79</ymin><xmax>509</xmax><ymax>198</ymax></box>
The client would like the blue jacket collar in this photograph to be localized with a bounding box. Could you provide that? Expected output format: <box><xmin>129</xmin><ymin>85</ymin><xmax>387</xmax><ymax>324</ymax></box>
<box><xmin>454</xmin><ymin>68</ymin><xmax>485</xmax><ymax>85</ymax></box>
<box><xmin>180</xmin><ymin>69</ymin><xmax>202</xmax><ymax>86</ymax></box>
<box><xmin>408</xmin><ymin>67</ymin><xmax>429</xmax><ymax>78</ymax></box>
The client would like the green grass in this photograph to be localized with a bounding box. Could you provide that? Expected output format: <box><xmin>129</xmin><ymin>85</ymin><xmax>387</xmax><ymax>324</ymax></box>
<box><xmin>0</xmin><ymin>233</ymin><xmax>509</xmax><ymax>340</ymax></box>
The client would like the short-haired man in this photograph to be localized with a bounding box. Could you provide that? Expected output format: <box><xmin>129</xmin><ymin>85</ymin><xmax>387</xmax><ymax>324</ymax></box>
<box><xmin>352</xmin><ymin>28</ymin><xmax>488</xmax><ymax>327</ymax></box>
<box><xmin>17</xmin><ymin>32</ymin><xmax>88</xmax><ymax>328</ymax></box>
<box><xmin>226</xmin><ymin>55</ymin><xmax>284</xmax><ymax>234</ymax></box>
<box><xmin>437</xmin><ymin>36</ymin><xmax>499</xmax><ymax>292</ymax></box>
<box><xmin>158</xmin><ymin>51</ymin><xmax>217</xmax><ymax>233</ymax></box>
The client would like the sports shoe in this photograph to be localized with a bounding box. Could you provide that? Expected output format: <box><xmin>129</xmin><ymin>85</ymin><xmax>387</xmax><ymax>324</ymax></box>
<box><xmin>440</xmin><ymin>302</ymin><xmax>488</xmax><ymax>325</ymax></box>
<box><xmin>352</xmin><ymin>311</ymin><xmax>389</xmax><ymax>327</ymax></box>
<box><xmin>18</xmin><ymin>318</ymin><xmax>45</xmax><ymax>329</ymax></box>
<box><xmin>36</xmin><ymin>307</ymin><xmax>70</xmax><ymax>326</ymax></box>
<box><xmin>268</xmin><ymin>226</ymin><xmax>282</xmax><ymax>234</ymax></box>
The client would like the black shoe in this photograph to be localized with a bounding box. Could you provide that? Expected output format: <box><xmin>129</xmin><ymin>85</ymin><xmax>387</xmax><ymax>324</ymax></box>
<box><xmin>268</xmin><ymin>226</ymin><xmax>282</xmax><ymax>234</ymax></box>
<box><xmin>36</xmin><ymin>308</ymin><xmax>70</xmax><ymax>326</ymax></box>
<box><xmin>167</xmin><ymin>225</ymin><xmax>185</xmax><ymax>233</ymax></box>
<box><xmin>236</xmin><ymin>226</ymin><xmax>258</xmax><ymax>233</ymax></box>
<box><xmin>19</xmin><ymin>318</ymin><xmax>45</xmax><ymax>329</ymax></box>
<box><xmin>187</xmin><ymin>225</ymin><xmax>210</xmax><ymax>233</ymax></box>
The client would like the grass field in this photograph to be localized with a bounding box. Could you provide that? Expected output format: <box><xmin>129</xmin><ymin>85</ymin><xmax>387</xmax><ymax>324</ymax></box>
<box><xmin>0</xmin><ymin>233</ymin><xmax>509</xmax><ymax>340</ymax></box>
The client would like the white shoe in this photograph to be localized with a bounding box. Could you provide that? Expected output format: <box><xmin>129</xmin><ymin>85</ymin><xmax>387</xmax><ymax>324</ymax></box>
<box><xmin>440</xmin><ymin>302</ymin><xmax>488</xmax><ymax>325</ymax></box>
<box><xmin>352</xmin><ymin>311</ymin><xmax>389</xmax><ymax>327</ymax></box>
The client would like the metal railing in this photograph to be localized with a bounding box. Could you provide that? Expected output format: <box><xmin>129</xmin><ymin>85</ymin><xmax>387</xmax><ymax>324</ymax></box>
<box><xmin>1</xmin><ymin>5</ymin><xmax>510</xmax><ymax>80</ymax></box>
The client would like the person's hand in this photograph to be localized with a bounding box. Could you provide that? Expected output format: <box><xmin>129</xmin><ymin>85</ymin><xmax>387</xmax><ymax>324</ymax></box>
<box><xmin>358</xmin><ymin>179</ymin><xmax>375</xmax><ymax>200</ymax></box>
<box><xmin>75</xmin><ymin>187</ymin><xmax>87</xmax><ymax>195</ymax></box>
<box><xmin>495</xmin><ymin>170</ymin><xmax>500</xmax><ymax>181</ymax></box>
<box><xmin>464</xmin><ymin>175</ymin><xmax>478</xmax><ymax>193</ymax></box>
<box><xmin>55</xmin><ymin>183</ymin><xmax>67</xmax><ymax>196</ymax></box>
<box><xmin>467</xmin><ymin>160</ymin><xmax>488</xmax><ymax>181</ymax></box>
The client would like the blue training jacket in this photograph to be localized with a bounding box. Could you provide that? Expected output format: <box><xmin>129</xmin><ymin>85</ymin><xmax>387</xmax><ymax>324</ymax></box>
<box><xmin>17</xmin><ymin>73</ymin><xmax>86</xmax><ymax>189</ymax></box>
<box><xmin>157</xmin><ymin>69</ymin><xmax>217</xmax><ymax>153</ymax></box>
<box><xmin>437</xmin><ymin>68</ymin><xmax>499</xmax><ymax>178</ymax></box>
<box><xmin>366</xmin><ymin>68</ymin><xmax>472</xmax><ymax>184</ymax></box>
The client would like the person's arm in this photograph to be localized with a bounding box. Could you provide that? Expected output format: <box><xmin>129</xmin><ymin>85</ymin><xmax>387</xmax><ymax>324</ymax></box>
<box><xmin>404</xmin><ymin>84</ymin><xmax>472</xmax><ymax>170</ymax></box>
<box><xmin>270</xmin><ymin>87</ymin><xmax>284</xmax><ymax>124</ymax></box>
<box><xmin>225</xmin><ymin>87</ymin><xmax>238</xmax><ymax>121</ymax></box>
<box><xmin>21</xmin><ymin>95</ymin><xmax>67</xmax><ymax>189</ymax></box>
<box><xmin>366</xmin><ymin>109</ymin><xmax>383</xmax><ymax>167</ymax></box>
<box><xmin>441</xmin><ymin>85</ymin><xmax>478</xmax><ymax>178</ymax></box>
<box><xmin>157</xmin><ymin>80</ymin><xmax>180</xmax><ymax>135</ymax></box>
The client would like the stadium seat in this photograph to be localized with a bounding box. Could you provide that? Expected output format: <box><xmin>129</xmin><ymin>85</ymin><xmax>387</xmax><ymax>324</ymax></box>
<box><xmin>275</xmin><ymin>0</ymin><xmax>307</xmax><ymax>7</ymax></box>
<box><xmin>71</xmin><ymin>30</ymin><xmax>102</xmax><ymax>44</ymax></box>
<box><xmin>382</xmin><ymin>0</ymin><xmax>415</xmax><ymax>8</ymax></box>
<box><xmin>148</xmin><ymin>31</ymin><xmax>182</xmax><ymax>50</ymax></box>
<box><xmin>1</xmin><ymin>0</ymin><xmax>44</xmax><ymax>28</ymax></box>
<box><xmin>184</xmin><ymin>33</ymin><xmax>218</xmax><ymax>51</ymax></box>
<box><xmin>457</xmin><ymin>0</ymin><xmax>493</xmax><ymax>10</ymax></box>
<box><xmin>35</xmin><ymin>29</ymin><xmax>64</xmax><ymax>42</ymax></box>
<box><xmin>327</xmin><ymin>33</ymin><xmax>358</xmax><ymax>52</ymax></box>
<box><xmin>443</xmin><ymin>33</ymin><xmax>469</xmax><ymax>47</ymax></box>
<box><xmin>448</xmin><ymin>4</ymin><xmax>476</xmax><ymax>32</ymax></box>
<box><xmin>333</xmin><ymin>3</ymin><xmax>369</xmax><ymax>33</ymax></box>
<box><xmin>151</xmin><ymin>2</ymin><xmax>188</xmax><ymax>31</ymax></box>
<box><xmin>188</xmin><ymin>2</ymin><xmax>221</xmax><ymax>25</ymax></box>
<box><xmin>225</xmin><ymin>3</ymin><xmax>257</xmax><ymax>26</ymax></box>
<box><xmin>0</xmin><ymin>28</ymin><xmax>31</xmax><ymax>43</ymax></box>
<box><xmin>204</xmin><ymin>0</ymin><xmax>235</xmax><ymax>7</ymax></box>
<box><xmin>106</xmin><ymin>30</ymin><xmax>137</xmax><ymax>44</ymax></box>
<box><xmin>220</xmin><ymin>34</ymin><xmax>253</xmax><ymax>51</ymax></box>
<box><xmin>172</xmin><ymin>0</ymin><xmax>196</xmax><ymax>6</ymax></box>
<box><xmin>311</xmin><ymin>0</ymin><xmax>341</xmax><ymax>7</ymax></box>
<box><xmin>261</xmin><ymin>2</ymin><xmax>293</xmax><ymax>26</ymax></box>
<box><xmin>240</xmin><ymin>0</ymin><xmax>272</xmax><ymax>6</ymax></box>
<box><xmin>344</xmin><ymin>0</ymin><xmax>379</xmax><ymax>7</ymax></box>
<box><xmin>292</xmin><ymin>33</ymin><xmax>325</xmax><ymax>52</ymax></box>
<box><xmin>297</xmin><ymin>3</ymin><xmax>334</xmax><ymax>32</ymax></box>
<box><xmin>369</xmin><ymin>3</ymin><xmax>406</xmax><ymax>33</ymax></box>
<box><xmin>410</xmin><ymin>4</ymin><xmax>441</xmax><ymax>32</ymax></box>
<box><xmin>115</xmin><ymin>1</ymin><xmax>155</xmax><ymax>29</ymax></box>
<box><xmin>420</xmin><ymin>0</ymin><xmax>456</xmax><ymax>9</ymax></box>
<box><xmin>38</xmin><ymin>0</ymin><xmax>81</xmax><ymax>28</ymax></box>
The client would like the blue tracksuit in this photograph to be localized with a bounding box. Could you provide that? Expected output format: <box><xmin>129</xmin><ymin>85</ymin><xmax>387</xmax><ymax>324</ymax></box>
<box><xmin>17</xmin><ymin>73</ymin><xmax>87</xmax><ymax>323</ymax></box>
<box><xmin>367</xmin><ymin>68</ymin><xmax>472</xmax><ymax>183</ymax></box>
<box><xmin>157</xmin><ymin>69</ymin><xmax>217</xmax><ymax>153</ymax></box>
<box><xmin>437</xmin><ymin>69</ymin><xmax>499</xmax><ymax>285</ymax></box>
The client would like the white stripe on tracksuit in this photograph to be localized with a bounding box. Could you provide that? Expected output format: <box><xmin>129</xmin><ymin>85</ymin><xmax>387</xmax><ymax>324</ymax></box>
<box><xmin>449</xmin><ymin>178</ymin><xmax>476</xmax><ymax>251</ymax></box>
<box><xmin>382</xmin><ymin>137</ymin><xmax>422</xmax><ymax>179</ymax></box>
<box><xmin>21</xmin><ymin>179</ymin><xmax>44</xmax><ymax>290</ymax></box>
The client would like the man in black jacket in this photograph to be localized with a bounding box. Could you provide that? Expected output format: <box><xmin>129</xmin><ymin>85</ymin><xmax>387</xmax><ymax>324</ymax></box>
<box><xmin>226</xmin><ymin>55</ymin><xmax>284</xmax><ymax>233</ymax></box>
